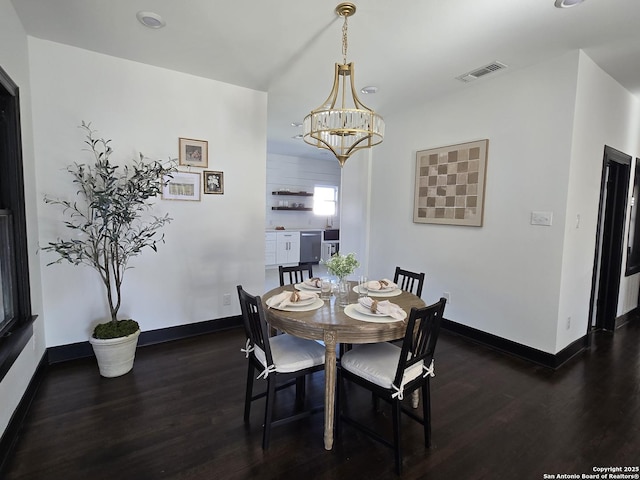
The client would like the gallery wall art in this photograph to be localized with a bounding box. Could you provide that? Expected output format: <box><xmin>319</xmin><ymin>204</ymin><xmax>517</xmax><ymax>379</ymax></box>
<box><xmin>178</xmin><ymin>137</ymin><xmax>208</xmax><ymax>168</ymax></box>
<box><xmin>413</xmin><ymin>139</ymin><xmax>488</xmax><ymax>227</ymax></box>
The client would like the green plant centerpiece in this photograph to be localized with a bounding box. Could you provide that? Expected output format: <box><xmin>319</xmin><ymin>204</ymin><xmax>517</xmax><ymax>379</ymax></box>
<box><xmin>42</xmin><ymin>122</ymin><xmax>175</xmax><ymax>376</ymax></box>
<box><xmin>323</xmin><ymin>252</ymin><xmax>360</xmax><ymax>306</ymax></box>
<box><xmin>323</xmin><ymin>252</ymin><xmax>360</xmax><ymax>281</ymax></box>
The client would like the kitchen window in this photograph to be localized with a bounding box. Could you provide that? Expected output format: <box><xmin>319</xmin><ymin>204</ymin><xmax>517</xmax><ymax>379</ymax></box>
<box><xmin>313</xmin><ymin>186</ymin><xmax>337</xmax><ymax>216</ymax></box>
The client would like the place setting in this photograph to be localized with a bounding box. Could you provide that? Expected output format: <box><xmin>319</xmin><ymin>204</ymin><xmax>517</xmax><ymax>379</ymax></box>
<box><xmin>266</xmin><ymin>289</ymin><xmax>324</xmax><ymax>311</ymax></box>
<box><xmin>353</xmin><ymin>277</ymin><xmax>402</xmax><ymax>297</ymax></box>
<box><xmin>294</xmin><ymin>277</ymin><xmax>323</xmax><ymax>292</ymax></box>
<box><xmin>344</xmin><ymin>296</ymin><xmax>407</xmax><ymax>323</ymax></box>
<box><xmin>341</xmin><ymin>275</ymin><xmax>406</xmax><ymax>322</ymax></box>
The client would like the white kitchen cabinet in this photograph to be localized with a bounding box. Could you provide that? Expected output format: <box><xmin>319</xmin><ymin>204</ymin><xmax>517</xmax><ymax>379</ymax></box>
<box><xmin>275</xmin><ymin>231</ymin><xmax>300</xmax><ymax>265</ymax></box>
<box><xmin>265</xmin><ymin>232</ymin><xmax>277</xmax><ymax>265</ymax></box>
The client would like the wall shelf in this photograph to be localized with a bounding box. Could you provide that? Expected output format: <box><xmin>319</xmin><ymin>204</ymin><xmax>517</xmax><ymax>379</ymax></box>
<box><xmin>271</xmin><ymin>207</ymin><xmax>313</xmax><ymax>211</ymax></box>
<box><xmin>272</xmin><ymin>191</ymin><xmax>313</xmax><ymax>196</ymax></box>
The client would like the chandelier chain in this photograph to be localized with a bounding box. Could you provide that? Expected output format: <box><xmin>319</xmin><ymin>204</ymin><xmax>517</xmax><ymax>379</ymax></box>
<box><xmin>342</xmin><ymin>15</ymin><xmax>348</xmax><ymax>64</ymax></box>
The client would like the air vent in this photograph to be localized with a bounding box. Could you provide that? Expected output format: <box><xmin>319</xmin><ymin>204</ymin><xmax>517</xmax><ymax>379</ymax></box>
<box><xmin>456</xmin><ymin>61</ymin><xmax>508</xmax><ymax>83</ymax></box>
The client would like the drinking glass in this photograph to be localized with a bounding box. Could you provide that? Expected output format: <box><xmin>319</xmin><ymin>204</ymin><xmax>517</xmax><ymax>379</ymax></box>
<box><xmin>337</xmin><ymin>279</ymin><xmax>350</xmax><ymax>307</ymax></box>
<box><xmin>320</xmin><ymin>278</ymin><xmax>332</xmax><ymax>300</ymax></box>
<box><xmin>358</xmin><ymin>275</ymin><xmax>368</xmax><ymax>298</ymax></box>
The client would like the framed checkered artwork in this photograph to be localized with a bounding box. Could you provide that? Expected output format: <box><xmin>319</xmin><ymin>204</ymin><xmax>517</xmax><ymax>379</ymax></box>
<box><xmin>413</xmin><ymin>139</ymin><xmax>488</xmax><ymax>226</ymax></box>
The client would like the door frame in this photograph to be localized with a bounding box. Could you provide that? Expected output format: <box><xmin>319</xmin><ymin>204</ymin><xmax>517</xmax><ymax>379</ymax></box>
<box><xmin>588</xmin><ymin>145</ymin><xmax>631</xmax><ymax>335</ymax></box>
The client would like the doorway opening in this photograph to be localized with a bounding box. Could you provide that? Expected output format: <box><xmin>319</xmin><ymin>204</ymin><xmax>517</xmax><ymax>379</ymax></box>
<box><xmin>589</xmin><ymin>145</ymin><xmax>631</xmax><ymax>334</ymax></box>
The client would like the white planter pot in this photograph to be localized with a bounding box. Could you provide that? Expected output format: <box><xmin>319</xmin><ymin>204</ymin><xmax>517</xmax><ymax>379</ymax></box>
<box><xmin>89</xmin><ymin>330</ymin><xmax>141</xmax><ymax>378</ymax></box>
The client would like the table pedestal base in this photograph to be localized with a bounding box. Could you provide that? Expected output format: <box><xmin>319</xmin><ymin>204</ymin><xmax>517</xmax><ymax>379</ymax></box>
<box><xmin>323</xmin><ymin>329</ymin><xmax>337</xmax><ymax>450</ymax></box>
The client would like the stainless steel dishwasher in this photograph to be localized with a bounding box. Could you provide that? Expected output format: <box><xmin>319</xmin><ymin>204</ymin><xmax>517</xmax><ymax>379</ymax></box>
<box><xmin>300</xmin><ymin>230</ymin><xmax>322</xmax><ymax>264</ymax></box>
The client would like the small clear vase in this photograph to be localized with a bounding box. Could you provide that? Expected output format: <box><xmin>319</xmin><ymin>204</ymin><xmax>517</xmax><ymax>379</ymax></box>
<box><xmin>337</xmin><ymin>278</ymin><xmax>350</xmax><ymax>307</ymax></box>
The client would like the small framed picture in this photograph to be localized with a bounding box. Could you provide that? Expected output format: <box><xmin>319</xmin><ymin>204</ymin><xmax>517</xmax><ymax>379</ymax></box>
<box><xmin>162</xmin><ymin>171</ymin><xmax>201</xmax><ymax>201</ymax></box>
<box><xmin>204</xmin><ymin>171</ymin><xmax>224</xmax><ymax>194</ymax></box>
<box><xmin>178</xmin><ymin>137</ymin><xmax>208</xmax><ymax>168</ymax></box>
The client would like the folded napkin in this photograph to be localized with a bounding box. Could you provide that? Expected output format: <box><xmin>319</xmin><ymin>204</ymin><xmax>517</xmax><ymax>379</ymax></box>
<box><xmin>269</xmin><ymin>290</ymin><xmax>317</xmax><ymax>309</ymax></box>
<box><xmin>303</xmin><ymin>277</ymin><xmax>322</xmax><ymax>288</ymax></box>
<box><xmin>358</xmin><ymin>297</ymin><xmax>406</xmax><ymax>320</ymax></box>
<box><xmin>366</xmin><ymin>278</ymin><xmax>398</xmax><ymax>291</ymax></box>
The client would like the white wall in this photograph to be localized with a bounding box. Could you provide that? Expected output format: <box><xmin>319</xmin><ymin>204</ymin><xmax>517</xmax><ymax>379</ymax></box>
<box><xmin>266</xmin><ymin>153</ymin><xmax>341</xmax><ymax>230</ymax></box>
<box><xmin>557</xmin><ymin>51</ymin><xmax>640</xmax><ymax>351</ymax></box>
<box><xmin>29</xmin><ymin>38</ymin><xmax>268</xmax><ymax>347</ymax></box>
<box><xmin>368</xmin><ymin>52</ymin><xmax>581</xmax><ymax>354</ymax></box>
<box><xmin>340</xmin><ymin>150</ymin><xmax>371</xmax><ymax>279</ymax></box>
<box><xmin>0</xmin><ymin>0</ymin><xmax>46</xmax><ymax>440</ymax></box>
<box><xmin>366</xmin><ymin>50</ymin><xmax>640</xmax><ymax>355</ymax></box>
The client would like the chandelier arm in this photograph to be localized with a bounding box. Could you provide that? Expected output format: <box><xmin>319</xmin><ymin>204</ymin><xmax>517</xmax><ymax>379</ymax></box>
<box><xmin>343</xmin><ymin>133</ymin><xmax>378</xmax><ymax>156</ymax></box>
<box><xmin>304</xmin><ymin>134</ymin><xmax>341</xmax><ymax>161</ymax></box>
<box><xmin>308</xmin><ymin>64</ymin><xmax>342</xmax><ymax>112</ymax></box>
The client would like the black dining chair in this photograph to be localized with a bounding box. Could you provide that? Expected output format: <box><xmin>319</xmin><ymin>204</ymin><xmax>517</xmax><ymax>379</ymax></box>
<box><xmin>279</xmin><ymin>263</ymin><xmax>314</xmax><ymax>287</ymax></box>
<box><xmin>341</xmin><ymin>267</ymin><xmax>424</xmax><ymax>357</ymax></box>
<box><xmin>237</xmin><ymin>285</ymin><xmax>325</xmax><ymax>449</ymax></box>
<box><xmin>337</xmin><ymin>297</ymin><xmax>447</xmax><ymax>475</ymax></box>
<box><xmin>393</xmin><ymin>266</ymin><xmax>425</xmax><ymax>297</ymax></box>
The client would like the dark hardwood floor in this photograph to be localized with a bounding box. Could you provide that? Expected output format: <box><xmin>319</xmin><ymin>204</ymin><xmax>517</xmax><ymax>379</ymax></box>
<box><xmin>3</xmin><ymin>320</ymin><xmax>640</xmax><ymax>480</ymax></box>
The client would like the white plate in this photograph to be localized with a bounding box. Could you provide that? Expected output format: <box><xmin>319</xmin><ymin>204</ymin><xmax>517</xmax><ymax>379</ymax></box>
<box><xmin>368</xmin><ymin>281</ymin><xmax>397</xmax><ymax>292</ymax></box>
<box><xmin>266</xmin><ymin>294</ymin><xmax>317</xmax><ymax>308</ymax></box>
<box><xmin>354</xmin><ymin>285</ymin><xmax>394</xmax><ymax>293</ymax></box>
<box><xmin>267</xmin><ymin>297</ymin><xmax>324</xmax><ymax>312</ymax></box>
<box><xmin>354</xmin><ymin>303</ymin><xmax>407</xmax><ymax>321</ymax></box>
<box><xmin>355</xmin><ymin>303</ymin><xmax>390</xmax><ymax>317</ymax></box>
<box><xmin>295</xmin><ymin>283</ymin><xmax>321</xmax><ymax>291</ymax></box>
<box><xmin>289</xmin><ymin>295</ymin><xmax>318</xmax><ymax>306</ymax></box>
<box><xmin>353</xmin><ymin>286</ymin><xmax>402</xmax><ymax>297</ymax></box>
<box><xmin>373</xmin><ymin>286</ymin><xmax>396</xmax><ymax>293</ymax></box>
<box><xmin>344</xmin><ymin>304</ymin><xmax>403</xmax><ymax>323</ymax></box>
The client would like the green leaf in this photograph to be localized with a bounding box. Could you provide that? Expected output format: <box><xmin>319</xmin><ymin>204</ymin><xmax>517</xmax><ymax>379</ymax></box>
<box><xmin>42</xmin><ymin>123</ymin><xmax>177</xmax><ymax>324</ymax></box>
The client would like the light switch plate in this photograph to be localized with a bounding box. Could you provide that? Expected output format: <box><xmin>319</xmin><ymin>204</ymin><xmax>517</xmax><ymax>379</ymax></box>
<box><xmin>531</xmin><ymin>211</ymin><xmax>553</xmax><ymax>226</ymax></box>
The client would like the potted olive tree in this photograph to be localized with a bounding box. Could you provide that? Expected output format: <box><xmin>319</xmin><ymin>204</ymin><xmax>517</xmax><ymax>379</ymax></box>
<box><xmin>42</xmin><ymin>122</ymin><xmax>175</xmax><ymax>377</ymax></box>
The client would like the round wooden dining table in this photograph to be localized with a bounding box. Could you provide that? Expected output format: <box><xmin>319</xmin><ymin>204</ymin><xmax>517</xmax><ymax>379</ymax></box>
<box><xmin>262</xmin><ymin>281</ymin><xmax>426</xmax><ymax>450</ymax></box>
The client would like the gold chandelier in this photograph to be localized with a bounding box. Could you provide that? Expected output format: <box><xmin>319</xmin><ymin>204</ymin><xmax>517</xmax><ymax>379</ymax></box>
<box><xmin>303</xmin><ymin>2</ymin><xmax>384</xmax><ymax>167</ymax></box>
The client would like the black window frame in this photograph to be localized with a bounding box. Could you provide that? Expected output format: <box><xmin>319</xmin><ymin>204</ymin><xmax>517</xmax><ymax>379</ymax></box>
<box><xmin>625</xmin><ymin>160</ymin><xmax>640</xmax><ymax>276</ymax></box>
<box><xmin>0</xmin><ymin>209</ymin><xmax>18</xmax><ymax>335</ymax></box>
<box><xmin>0</xmin><ymin>65</ymin><xmax>35</xmax><ymax>381</ymax></box>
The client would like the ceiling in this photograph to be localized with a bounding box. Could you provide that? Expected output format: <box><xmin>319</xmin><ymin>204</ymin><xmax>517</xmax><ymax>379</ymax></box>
<box><xmin>11</xmin><ymin>0</ymin><xmax>640</xmax><ymax>161</ymax></box>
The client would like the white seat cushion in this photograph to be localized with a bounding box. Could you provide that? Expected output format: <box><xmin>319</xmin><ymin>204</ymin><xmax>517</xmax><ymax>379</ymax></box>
<box><xmin>255</xmin><ymin>334</ymin><xmax>325</xmax><ymax>373</ymax></box>
<box><xmin>341</xmin><ymin>342</ymin><xmax>423</xmax><ymax>390</ymax></box>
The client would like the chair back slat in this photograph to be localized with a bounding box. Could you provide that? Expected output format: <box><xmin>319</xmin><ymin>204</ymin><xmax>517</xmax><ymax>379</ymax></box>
<box><xmin>279</xmin><ymin>264</ymin><xmax>314</xmax><ymax>286</ymax></box>
<box><xmin>237</xmin><ymin>285</ymin><xmax>273</xmax><ymax>364</ymax></box>
<box><xmin>393</xmin><ymin>266</ymin><xmax>425</xmax><ymax>297</ymax></box>
<box><xmin>394</xmin><ymin>297</ymin><xmax>446</xmax><ymax>387</ymax></box>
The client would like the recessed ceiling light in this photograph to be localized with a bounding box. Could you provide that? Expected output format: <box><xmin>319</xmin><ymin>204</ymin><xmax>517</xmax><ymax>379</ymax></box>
<box><xmin>360</xmin><ymin>86</ymin><xmax>378</xmax><ymax>94</ymax></box>
<box><xmin>291</xmin><ymin>122</ymin><xmax>303</xmax><ymax>127</ymax></box>
<box><xmin>292</xmin><ymin>134</ymin><xmax>303</xmax><ymax>139</ymax></box>
<box><xmin>554</xmin><ymin>0</ymin><xmax>585</xmax><ymax>8</ymax></box>
<box><xmin>136</xmin><ymin>11</ymin><xmax>166</xmax><ymax>29</ymax></box>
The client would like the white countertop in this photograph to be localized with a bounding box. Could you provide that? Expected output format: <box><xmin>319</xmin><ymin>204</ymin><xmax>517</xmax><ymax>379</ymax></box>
<box><xmin>266</xmin><ymin>228</ymin><xmax>330</xmax><ymax>232</ymax></box>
